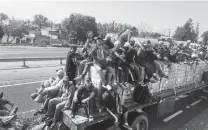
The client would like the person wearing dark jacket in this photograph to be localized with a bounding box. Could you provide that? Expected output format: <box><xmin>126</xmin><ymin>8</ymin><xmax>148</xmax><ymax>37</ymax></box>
<box><xmin>65</xmin><ymin>45</ymin><xmax>80</xmax><ymax>81</ymax></box>
<box><xmin>103</xmin><ymin>35</ymin><xmax>114</xmax><ymax>50</ymax></box>
<box><xmin>71</xmin><ymin>77</ymin><xmax>96</xmax><ymax>118</ymax></box>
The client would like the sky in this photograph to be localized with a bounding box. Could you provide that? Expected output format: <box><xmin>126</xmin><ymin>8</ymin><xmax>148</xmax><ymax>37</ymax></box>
<box><xmin>0</xmin><ymin>0</ymin><xmax>208</xmax><ymax>36</ymax></box>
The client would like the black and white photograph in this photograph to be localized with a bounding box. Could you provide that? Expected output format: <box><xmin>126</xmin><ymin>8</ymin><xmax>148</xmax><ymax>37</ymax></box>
<box><xmin>1</xmin><ymin>0</ymin><xmax>208</xmax><ymax>130</ymax></box>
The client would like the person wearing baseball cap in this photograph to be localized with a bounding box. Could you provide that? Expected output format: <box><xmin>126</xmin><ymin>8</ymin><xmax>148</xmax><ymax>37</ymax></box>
<box><xmin>33</xmin><ymin>68</ymin><xmax>65</xmax><ymax>116</ymax></box>
<box><xmin>45</xmin><ymin>76</ymin><xmax>76</xmax><ymax>128</ymax></box>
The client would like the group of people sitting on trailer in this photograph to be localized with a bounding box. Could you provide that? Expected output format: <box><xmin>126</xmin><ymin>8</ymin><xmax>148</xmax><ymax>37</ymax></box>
<box><xmin>30</xmin><ymin>28</ymin><xmax>208</xmax><ymax>130</ymax></box>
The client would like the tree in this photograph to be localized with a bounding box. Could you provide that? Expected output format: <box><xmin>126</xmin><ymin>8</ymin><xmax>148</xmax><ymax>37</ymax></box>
<box><xmin>138</xmin><ymin>22</ymin><xmax>153</xmax><ymax>33</ymax></box>
<box><xmin>0</xmin><ymin>13</ymin><xmax>8</xmax><ymax>25</ymax></box>
<box><xmin>48</xmin><ymin>20</ymin><xmax>54</xmax><ymax>30</ymax></box>
<box><xmin>33</xmin><ymin>14</ymin><xmax>48</xmax><ymax>34</ymax></box>
<box><xmin>97</xmin><ymin>21</ymin><xmax>138</xmax><ymax>37</ymax></box>
<box><xmin>62</xmin><ymin>13</ymin><xmax>98</xmax><ymax>42</ymax></box>
<box><xmin>0</xmin><ymin>25</ymin><xmax>4</xmax><ymax>43</ymax></box>
<box><xmin>173</xmin><ymin>18</ymin><xmax>198</xmax><ymax>42</ymax></box>
<box><xmin>202</xmin><ymin>30</ymin><xmax>208</xmax><ymax>45</ymax></box>
<box><xmin>3</xmin><ymin>20</ymin><xmax>29</xmax><ymax>44</ymax></box>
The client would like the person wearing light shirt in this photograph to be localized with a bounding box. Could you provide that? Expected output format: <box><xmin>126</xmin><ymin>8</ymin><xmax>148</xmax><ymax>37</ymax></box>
<box><xmin>42</xmin><ymin>76</ymin><xmax>76</xmax><ymax>128</ymax></box>
<box><xmin>33</xmin><ymin>69</ymin><xmax>65</xmax><ymax>116</ymax></box>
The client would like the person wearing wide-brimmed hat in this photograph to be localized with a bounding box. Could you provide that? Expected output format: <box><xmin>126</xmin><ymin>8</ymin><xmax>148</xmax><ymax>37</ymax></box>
<box><xmin>65</xmin><ymin>44</ymin><xmax>81</xmax><ymax>81</ymax></box>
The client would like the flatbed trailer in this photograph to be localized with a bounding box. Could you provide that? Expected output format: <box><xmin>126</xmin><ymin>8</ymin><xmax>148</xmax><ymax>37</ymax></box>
<box><xmin>58</xmin><ymin>61</ymin><xmax>208</xmax><ymax>130</ymax></box>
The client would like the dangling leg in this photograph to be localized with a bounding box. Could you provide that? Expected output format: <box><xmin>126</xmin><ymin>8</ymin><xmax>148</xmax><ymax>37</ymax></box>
<box><xmin>74</xmin><ymin>62</ymin><xmax>93</xmax><ymax>82</ymax></box>
<box><xmin>153</xmin><ymin>60</ymin><xmax>168</xmax><ymax>78</ymax></box>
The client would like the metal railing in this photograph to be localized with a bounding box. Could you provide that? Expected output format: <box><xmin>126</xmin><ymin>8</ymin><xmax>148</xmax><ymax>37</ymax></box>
<box><xmin>0</xmin><ymin>57</ymin><xmax>66</xmax><ymax>67</ymax></box>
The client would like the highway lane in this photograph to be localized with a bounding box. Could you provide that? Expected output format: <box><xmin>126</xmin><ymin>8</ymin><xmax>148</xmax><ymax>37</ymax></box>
<box><xmin>2</xmin><ymin>77</ymin><xmax>208</xmax><ymax>129</ymax></box>
<box><xmin>1</xmin><ymin>82</ymin><xmax>42</xmax><ymax>116</ymax></box>
<box><xmin>0</xmin><ymin>66</ymin><xmax>63</xmax><ymax>86</ymax></box>
<box><xmin>150</xmin><ymin>89</ymin><xmax>208</xmax><ymax>130</ymax></box>
<box><xmin>0</xmin><ymin>46</ymin><xmax>70</xmax><ymax>58</ymax></box>
<box><xmin>95</xmin><ymin>88</ymin><xmax>208</xmax><ymax>130</ymax></box>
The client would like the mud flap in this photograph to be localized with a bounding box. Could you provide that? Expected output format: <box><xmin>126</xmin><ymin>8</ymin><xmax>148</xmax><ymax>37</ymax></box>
<box><xmin>202</xmin><ymin>71</ymin><xmax>208</xmax><ymax>84</ymax></box>
<box><xmin>157</xmin><ymin>96</ymin><xmax>175</xmax><ymax>118</ymax></box>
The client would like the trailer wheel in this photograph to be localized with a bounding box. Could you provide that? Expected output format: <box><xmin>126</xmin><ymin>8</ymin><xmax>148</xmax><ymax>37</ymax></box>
<box><xmin>131</xmin><ymin>114</ymin><xmax>149</xmax><ymax>130</ymax></box>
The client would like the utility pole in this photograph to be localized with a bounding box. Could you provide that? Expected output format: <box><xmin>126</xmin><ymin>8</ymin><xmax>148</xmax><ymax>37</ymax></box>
<box><xmin>167</xmin><ymin>29</ymin><xmax>171</xmax><ymax>37</ymax></box>
<box><xmin>196</xmin><ymin>22</ymin><xmax>199</xmax><ymax>35</ymax></box>
<box><xmin>112</xmin><ymin>21</ymin><xmax>115</xmax><ymax>33</ymax></box>
<box><xmin>164</xmin><ymin>29</ymin><xmax>166</xmax><ymax>36</ymax></box>
<box><xmin>196</xmin><ymin>22</ymin><xmax>199</xmax><ymax>43</ymax></box>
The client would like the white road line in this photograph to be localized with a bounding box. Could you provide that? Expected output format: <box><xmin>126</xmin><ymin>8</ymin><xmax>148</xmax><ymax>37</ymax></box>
<box><xmin>203</xmin><ymin>90</ymin><xmax>208</xmax><ymax>93</ymax></box>
<box><xmin>179</xmin><ymin>95</ymin><xmax>189</xmax><ymax>98</ymax></box>
<box><xmin>200</xmin><ymin>96</ymin><xmax>208</xmax><ymax>99</ymax></box>
<box><xmin>175</xmin><ymin>97</ymin><xmax>180</xmax><ymax>101</ymax></box>
<box><xmin>186</xmin><ymin>106</ymin><xmax>190</xmax><ymax>109</ymax></box>
<box><xmin>163</xmin><ymin>110</ymin><xmax>183</xmax><ymax>122</ymax></box>
<box><xmin>190</xmin><ymin>99</ymin><xmax>202</xmax><ymax>106</ymax></box>
<box><xmin>19</xmin><ymin>109</ymin><xmax>36</xmax><ymax>114</ymax></box>
<box><xmin>0</xmin><ymin>81</ymin><xmax>44</xmax><ymax>88</ymax></box>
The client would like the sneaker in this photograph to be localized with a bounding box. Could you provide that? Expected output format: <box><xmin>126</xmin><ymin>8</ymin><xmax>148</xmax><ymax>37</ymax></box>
<box><xmin>74</xmin><ymin>74</ymin><xmax>84</xmax><ymax>81</ymax></box>
<box><xmin>0</xmin><ymin>92</ymin><xmax>3</xmax><ymax>99</ymax></box>
<box><xmin>9</xmin><ymin>106</ymin><xmax>18</xmax><ymax>116</ymax></box>
<box><xmin>45</xmin><ymin>116</ymin><xmax>53</xmax><ymax>122</ymax></box>
<box><xmin>49</xmin><ymin>122</ymin><xmax>57</xmax><ymax>129</ymax></box>
<box><xmin>41</xmin><ymin>115</ymin><xmax>52</xmax><ymax>122</ymax></box>
<box><xmin>160</xmin><ymin>73</ymin><xmax>169</xmax><ymax>79</ymax></box>
<box><xmin>10</xmin><ymin>102</ymin><xmax>14</xmax><ymax>108</ymax></box>
<box><xmin>123</xmin><ymin>124</ymin><xmax>132</xmax><ymax>130</ymax></box>
<box><xmin>70</xmin><ymin>113</ymin><xmax>75</xmax><ymax>118</ymax></box>
<box><xmin>34</xmin><ymin>110</ymin><xmax>43</xmax><ymax>116</ymax></box>
<box><xmin>2</xmin><ymin>115</ymin><xmax>17</xmax><ymax>125</ymax></box>
<box><xmin>153</xmin><ymin>74</ymin><xmax>159</xmax><ymax>81</ymax></box>
<box><xmin>30</xmin><ymin>93</ymin><xmax>38</xmax><ymax>100</ymax></box>
<box><xmin>149</xmin><ymin>77</ymin><xmax>157</xmax><ymax>83</ymax></box>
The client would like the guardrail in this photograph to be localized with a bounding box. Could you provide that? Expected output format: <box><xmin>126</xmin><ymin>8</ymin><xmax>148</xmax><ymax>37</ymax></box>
<box><xmin>0</xmin><ymin>57</ymin><xmax>66</xmax><ymax>67</ymax></box>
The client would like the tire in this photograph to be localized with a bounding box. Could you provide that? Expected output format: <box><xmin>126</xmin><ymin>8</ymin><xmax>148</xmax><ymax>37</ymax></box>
<box><xmin>131</xmin><ymin>114</ymin><xmax>149</xmax><ymax>130</ymax></box>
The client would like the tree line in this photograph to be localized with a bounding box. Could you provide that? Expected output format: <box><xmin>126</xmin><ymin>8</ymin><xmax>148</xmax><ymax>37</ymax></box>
<box><xmin>1</xmin><ymin>12</ymin><xmax>208</xmax><ymax>45</ymax></box>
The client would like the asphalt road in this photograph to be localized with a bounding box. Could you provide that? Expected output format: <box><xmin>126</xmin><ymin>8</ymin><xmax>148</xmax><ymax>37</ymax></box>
<box><xmin>0</xmin><ymin>66</ymin><xmax>63</xmax><ymax>86</ymax></box>
<box><xmin>0</xmin><ymin>46</ymin><xmax>70</xmax><ymax>58</ymax></box>
<box><xmin>150</xmin><ymin>89</ymin><xmax>208</xmax><ymax>130</ymax></box>
<box><xmin>1</xmin><ymin>82</ymin><xmax>41</xmax><ymax>117</ymax></box>
<box><xmin>2</xmin><ymin>79</ymin><xmax>208</xmax><ymax>130</ymax></box>
<box><xmin>1</xmin><ymin>63</ymin><xmax>208</xmax><ymax>130</ymax></box>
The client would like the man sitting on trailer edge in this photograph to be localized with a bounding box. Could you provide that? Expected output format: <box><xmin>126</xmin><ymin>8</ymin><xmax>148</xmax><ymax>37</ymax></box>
<box><xmin>71</xmin><ymin>77</ymin><xmax>96</xmax><ymax>118</ymax></box>
<box><xmin>33</xmin><ymin>69</ymin><xmax>65</xmax><ymax>116</ymax></box>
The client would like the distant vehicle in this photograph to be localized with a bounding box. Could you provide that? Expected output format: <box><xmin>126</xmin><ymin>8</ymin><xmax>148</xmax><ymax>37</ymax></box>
<box><xmin>158</xmin><ymin>36</ymin><xmax>174</xmax><ymax>43</ymax></box>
